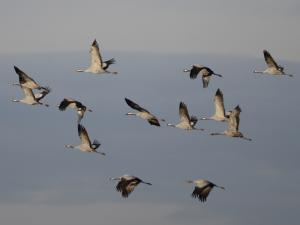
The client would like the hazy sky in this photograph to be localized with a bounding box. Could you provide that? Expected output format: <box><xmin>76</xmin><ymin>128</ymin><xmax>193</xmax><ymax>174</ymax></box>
<box><xmin>1</xmin><ymin>0</ymin><xmax>300</xmax><ymax>60</ymax></box>
<box><xmin>1</xmin><ymin>1</ymin><xmax>300</xmax><ymax>225</ymax></box>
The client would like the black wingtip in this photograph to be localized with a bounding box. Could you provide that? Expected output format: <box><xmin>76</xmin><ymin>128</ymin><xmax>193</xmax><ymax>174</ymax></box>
<box><xmin>14</xmin><ymin>66</ymin><xmax>21</xmax><ymax>73</ymax></box>
<box><xmin>235</xmin><ymin>105</ymin><xmax>241</xmax><ymax>112</ymax></box>
<box><xmin>78</xmin><ymin>123</ymin><xmax>84</xmax><ymax>133</ymax></box>
<box><xmin>216</xmin><ymin>88</ymin><xmax>222</xmax><ymax>96</ymax></box>
<box><xmin>92</xmin><ymin>39</ymin><xmax>98</xmax><ymax>46</ymax></box>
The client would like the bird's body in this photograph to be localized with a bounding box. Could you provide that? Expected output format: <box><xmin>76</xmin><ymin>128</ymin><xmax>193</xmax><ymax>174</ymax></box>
<box><xmin>186</xmin><ymin>179</ymin><xmax>225</xmax><ymax>202</ymax></box>
<box><xmin>11</xmin><ymin>85</ymin><xmax>50</xmax><ymax>107</ymax></box>
<box><xmin>201</xmin><ymin>89</ymin><xmax>229</xmax><ymax>122</ymax></box>
<box><xmin>110</xmin><ymin>175</ymin><xmax>152</xmax><ymax>198</ymax></box>
<box><xmin>13</xmin><ymin>66</ymin><xmax>48</xmax><ymax>90</ymax></box>
<box><xmin>253</xmin><ymin>50</ymin><xmax>293</xmax><ymax>77</ymax></box>
<box><xmin>167</xmin><ymin>102</ymin><xmax>202</xmax><ymax>130</ymax></box>
<box><xmin>183</xmin><ymin>64</ymin><xmax>222</xmax><ymax>88</ymax></box>
<box><xmin>58</xmin><ymin>98</ymin><xmax>92</xmax><ymax>123</ymax></box>
<box><xmin>76</xmin><ymin>39</ymin><xmax>117</xmax><ymax>74</ymax></box>
<box><xmin>65</xmin><ymin>124</ymin><xmax>105</xmax><ymax>155</ymax></box>
<box><xmin>211</xmin><ymin>105</ymin><xmax>252</xmax><ymax>141</ymax></box>
<box><xmin>125</xmin><ymin>98</ymin><xmax>161</xmax><ymax>126</ymax></box>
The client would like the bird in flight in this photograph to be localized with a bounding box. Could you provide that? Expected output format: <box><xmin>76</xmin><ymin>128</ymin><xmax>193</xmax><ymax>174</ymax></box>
<box><xmin>253</xmin><ymin>50</ymin><xmax>293</xmax><ymax>77</ymax></box>
<box><xmin>200</xmin><ymin>89</ymin><xmax>230</xmax><ymax>122</ymax></box>
<box><xmin>125</xmin><ymin>98</ymin><xmax>162</xmax><ymax>126</ymax></box>
<box><xmin>110</xmin><ymin>175</ymin><xmax>152</xmax><ymax>198</ymax></box>
<box><xmin>186</xmin><ymin>179</ymin><xmax>225</xmax><ymax>202</ymax></box>
<box><xmin>65</xmin><ymin>124</ymin><xmax>105</xmax><ymax>155</ymax></box>
<box><xmin>210</xmin><ymin>105</ymin><xmax>252</xmax><ymax>141</ymax></box>
<box><xmin>167</xmin><ymin>102</ymin><xmax>203</xmax><ymax>130</ymax></box>
<box><xmin>58</xmin><ymin>98</ymin><xmax>92</xmax><ymax>123</ymax></box>
<box><xmin>11</xmin><ymin>85</ymin><xmax>50</xmax><ymax>107</ymax></box>
<box><xmin>76</xmin><ymin>39</ymin><xmax>117</xmax><ymax>74</ymax></box>
<box><xmin>183</xmin><ymin>65</ymin><xmax>222</xmax><ymax>88</ymax></box>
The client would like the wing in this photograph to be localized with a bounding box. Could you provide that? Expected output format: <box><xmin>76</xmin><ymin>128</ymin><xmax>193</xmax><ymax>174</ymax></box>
<box><xmin>179</xmin><ymin>102</ymin><xmax>190</xmax><ymax>123</ymax></box>
<box><xmin>190</xmin><ymin>65</ymin><xmax>202</xmax><ymax>79</ymax></box>
<box><xmin>58</xmin><ymin>98</ymin><xmax>81</xmax><ymax>111</ymax></box>
<box><xmin>125</xmin><ymin>98</ymin><xmax>149</xmax><ymax>113</ymax></box>
<box><xmin>227</xmin><ymin>111</ymin><xmax>239</xmax><ymax>132</ymax></box>
<box><xmin>190</xmin><ymin>116</ymin><xmax>198</xmax><ymax>126</ymax></box>
<box><xmin>22</xmin><ymin>87</ymin><xmax>36</xmax><ymax>102</ymax></box>
<box><xmin>90</xmin><ymin>39</ymin><xmax>103</xmax><ymax>69</ymax></box>
<box><xmin>78</xmin><ymin>124</ymin><xmax>92</xmax><ymax>147</ymax></box>
<box><xmin>263</xmin><ymin>50</ymin><xmax>280</xmax><ymax>69</ymax></box>
<box><xmin>35</xmin><ymin>86</ymin><xmax>50</xmax><ymax>101</ymax></box>
<box><xmin>201</xmin><ymin>67</ymin><xmax>214</xmax><ymax>76</ymax></box>
<box><xmin>191</xmin><ymin>185</ymin><xmax>212</xmax><ymax>202</ymax></box>
<box><xmin>214</xmin><ymin>89</ymin><xmax>226</xmax><ymax>118</ymax></box>
<box><xmin>116</xmin><ymin>179</ymin><xmax>137</xmax><ymax>198</ymax></box>
<box><xmin>92</xmin><ymin>139</ymin><xmax>101</xmax><ymax>150</ymax></box>
<box><xmin>202</xmin><ymin>76</ymin><xmax>210</xmax><ymax>88</ymax></box>
<box><xmin>148</xmin><ymin>117</ymin><xmax>160</xmax><ymax>126</ymax></box>
<box><xmin>59</xmin><ymin>99</ymin><xmax>73</xmax><ymax>111</ymax></box>
<box><xmin>14</xmin><ymin>66</ymin><xmax>38</xmax><ymax>87</ymax></box>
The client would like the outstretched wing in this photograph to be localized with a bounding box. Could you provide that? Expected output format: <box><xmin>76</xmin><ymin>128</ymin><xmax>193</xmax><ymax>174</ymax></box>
<box><xmin>214</xmin><ymin>89</ymin><xmax>226</xmax><ymax>118</ymax></box>
<box><xmin>191</xmin><ymin>185</ymin><xmax>213</xmax><ymax>202</ymax></box>
<box><xmin>190</xmin><ymin>65</ymin><xmax>203</xmax><ymax>79</ymax></box>
<box><xmin>263</xmin><ymin>50</ymin><xmax>280</xmax><ymax>69</ymax></box>
<box><xmin>35</xmin><ymin>86</ymin><xmax>51</xmax><ymax>101</ymax></box>
<box><xmin>22</xmin><ymin>86</ymin><xmax>36</xmax><ymax>102</ymax></box>
<box><xmin>116</xmin><ymin>178</ymin><xmax>138</xmax><ymax>198</ymax></box>
<box><xmin>90</xmin><ymin>39</ymin><xmax>103</xmax><ymax>69</ymax></box>
<box><xmin>125</xmin><ymin>98</ymin><xmax>149</xmax><ymax>113</ymax></box>
<box><xmin>147</xmin><ymin>117</ymin><xmax>160</xmax><ymax>126</ymax></box>
<box><xmin>78</xmin><ymin>124</ymin><xmax>92</xmax><ymax>147</ymax></box>
<box><xmin>179</xmin><ymin>102</ymin><xmax>190</xmax><ymax>123</ymax></box>
<box><xmin>14</xmin><ymin>66</ymin><xmax>38</xmax><ymax>87</ymax></box>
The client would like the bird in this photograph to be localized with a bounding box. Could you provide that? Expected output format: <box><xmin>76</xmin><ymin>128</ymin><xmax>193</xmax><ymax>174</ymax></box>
<box><xmin>11</xmin><ymin>85</ymin><xmax>50</xmax><ymax>107</ymax></box>
<box><xmin>110</xmin><ymin>175</ymin><xmax>152</xmax><ymax>198</ymax></box>
<box><xmin>12</xmin><ymin>66</ymin><xmax>48</xmax><ymax>91</ymax></box>
<box><xmin>65</xmin><ymin>124</ymin><xmax>105</xmax><ymax>155</ymax></box>
<box><xmin>253</xmin><ymin>50</ymin><xmax>293</xmax><ymax>77</ymax></box>
<box><xmin>76</xmin><ymin>39</ymin><xmax>117</xmax><ymax>74</ymax></box>
<box><xmin>183</xmin><ymin>65</ymin><xmax>222</xmax><ymax>88</ymax></box>
<box><xmin>210</xmin><ymin>105</ymin><xmax>252</xmax><ymax>141</ymax></box>
<box><xmin>186</xmin><ymin>179</ymin><xmax>225</xmax><ymax>202</ymax></box>
<box><xmin>200</xmin><ymin>88</ymin><xmax>229</xmax><ymax>122</ymax></box>
<box><xmin>125</xmin><ymin>98</ymin><xmax>162</xmax><ymax>126</ymax></box>
<box><xmin>58</xmin><ymin>98</ymin><xmax>92</xmax><ymax>123</ymax></box>
<box><xmin>167</xmin><ymin>102</ymin><xmax>203</xmax><ymax>130</ymax></box>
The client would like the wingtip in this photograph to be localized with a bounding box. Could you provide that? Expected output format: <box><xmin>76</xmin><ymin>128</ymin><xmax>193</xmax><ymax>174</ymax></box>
<box><xmin>216</xmin><ymin>88</ymin><xmax>222</xmax><ymax>95</ymax></box>
<box><xmin>92</xmin><ymin>39</ymin><xmax>98</xmax><ymax>45</ymax></box>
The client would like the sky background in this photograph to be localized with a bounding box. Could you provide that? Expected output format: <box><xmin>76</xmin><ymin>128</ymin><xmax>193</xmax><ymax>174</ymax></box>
<box><xmin>1</xmin><ymin>1</ymin><xmax>300</xmax><ymax>225</ymax></box>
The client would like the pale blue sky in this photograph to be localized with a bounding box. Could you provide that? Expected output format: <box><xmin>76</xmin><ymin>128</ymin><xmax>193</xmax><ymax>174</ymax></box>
<box><xmin>0</xmin><ymin>1</ymin><xmax>300</xmax><ymax>225</ymax></box>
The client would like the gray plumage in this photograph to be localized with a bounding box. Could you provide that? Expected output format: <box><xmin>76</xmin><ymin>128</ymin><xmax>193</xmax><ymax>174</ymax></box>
<box><xmin>76</xmin><ymin>39</ymin><xmax>117</xmax><ymax>74</ymax></box>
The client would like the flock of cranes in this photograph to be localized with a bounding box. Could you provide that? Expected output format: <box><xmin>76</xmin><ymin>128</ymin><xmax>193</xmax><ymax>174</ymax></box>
<box><xmin>10</xmin><ymin>39</ymin><xmax>293</xmax><ymax>202</ymax></box>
